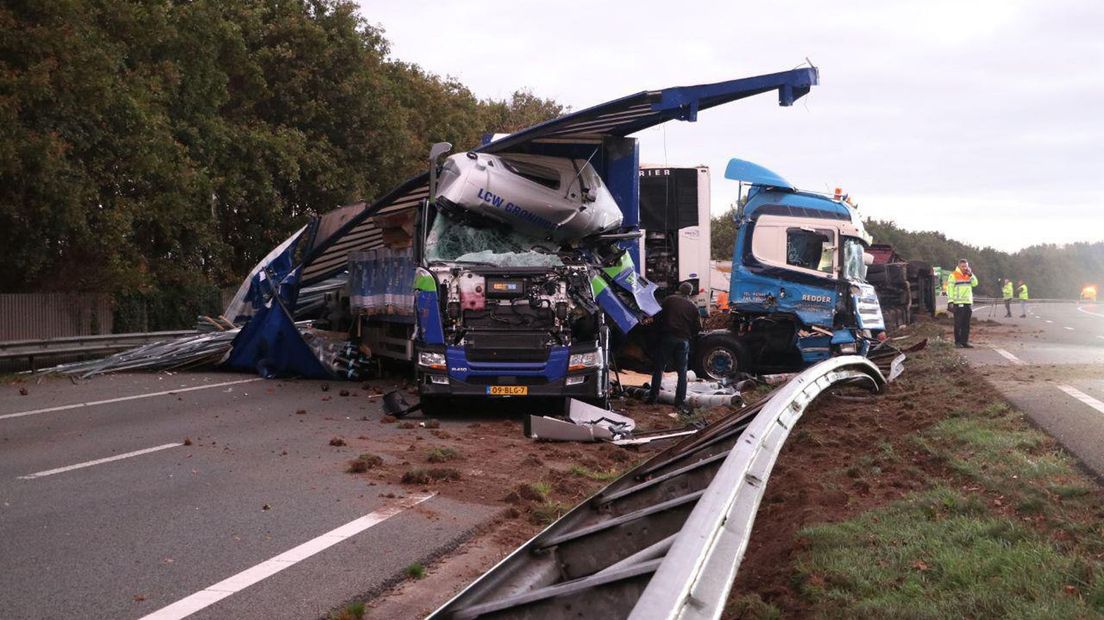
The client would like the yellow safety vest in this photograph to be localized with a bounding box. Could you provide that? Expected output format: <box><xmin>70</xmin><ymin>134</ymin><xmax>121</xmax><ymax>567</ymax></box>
<box><xmin>1002</xmin><ymin>281</ymin><xmax>1013</xmax><ymax>299</ymax></box>
<box><xmin>1018</xmin><ymin>284</ymin><xmax>1029</xmax><ymax>300</ymax></box>
<box><xmin>948</xmin><ymin>269</ymin><xmax>978</xmax><ymax>305</ymax></box>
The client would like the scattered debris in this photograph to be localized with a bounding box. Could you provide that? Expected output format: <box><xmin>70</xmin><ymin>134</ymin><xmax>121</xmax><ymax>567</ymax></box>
<box><xmin>526</xmin><ymin>399</ymin><xmax>648</xmax><ymax>443</ymax></box>
<box><xmin>18</xmin><ymin>386</ymin><xmax>28</xmax><ymax>396</ymax></box>
<box><xmin>427</xmin><ymin>447</ymin><xmax>460</xmax><ymax>463</ymax></box>
<box><xmin>623</xmin><ymin>373</ymin><xmax>743</xmax><ymax>409</ymax></box>
<box><xmin>183</xmin><ymin>438</ymin><xmax>192</xmax><ymax>446</ymax></box>
<box><xmin>568</xmin><ymin>399</ymin><xmax>636</xmax><ymax>435</ymax></box>
<box><xmin>295</xmin><ymin>409</ymin><xmax>307</xmax><ymax>415</ymax></box>
<box><xmin>526</xmin><ymin>415</ymin><xmax>614</xmax><ymax>442</ymax></box>
<box><xmin>262</xmin><ymin>503</ymin><xmax>271</xmax><ymax>511</ymax></box>
<box><xmin>329</xmin><ymin>437</ymin><xmax>347</xmax><ymax>447</ymax></box>
<box><xmin>347</xmin><ymin>453</ymin><xmax>383</xmax><ymax>473</ymax></box>
<box><xmin>382</xmin><ymin>390</ymin><xmax>422</xmax><ymax>417</ymax></box>
<box><xmin>401</xmin><ymin>468</ymin><xmax>461</xmax><ymax>484</ymax></box>
<box><xmin>380</xmin><ymin>415</ymin><xmax>397</xmax><ymax>424</ymax></box>
<box><xmin>38</xmin><ymin>330</ymin><xmax>240</xmax><ymax>378</ymax></box>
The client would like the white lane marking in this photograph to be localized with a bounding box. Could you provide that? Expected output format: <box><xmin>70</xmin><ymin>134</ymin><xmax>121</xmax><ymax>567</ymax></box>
<box><xmin>0</xmin><ymin>378</ymin><xmax>262</xmax><ymax>421</ymax></box>
<box><xmin>18</xmin><ymin>443</ymin><xmax>182</xmax><ymax>479</ymax></box>
<box><xmin>1055</xmin><ymin>384</ymin><xmax>1104</xmax><ymax>416</ymax></box>
<box><xmin>139</xmin><ymin>493</ymin><xmax>436</xmax><ymax>620</ymax></box>
<box><xmin>1045</xmin><ymin>320</ymin><xmax>1054</xmax><ymax>324</ymax></box>
<box><xmin>992</xmin><ymin>348</ymin><xmax>1026</xmax><ymax>365</ymax></box>
<box><xmin>1064</xmin><ymin>326</ymin><xmax>1075</xmax><ymax>331</ymax></box>
<box><xmin>1078</xmin><ymin>306</ymin><xmax>1104</xmax><ymax>318</ymax></box>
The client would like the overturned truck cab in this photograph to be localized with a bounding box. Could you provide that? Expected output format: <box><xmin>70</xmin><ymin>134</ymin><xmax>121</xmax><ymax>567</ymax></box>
<box><xmin>692</xmin><ymin>159</ymin><xmax>885</xmax><ymax>380</ymax></box>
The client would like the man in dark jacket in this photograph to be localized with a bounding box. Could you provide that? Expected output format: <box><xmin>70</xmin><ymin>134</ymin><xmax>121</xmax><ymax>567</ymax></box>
<box><xmin>645</xmin><ymin>282</ymin><xmax>702</xmax><ymax>410</ymax></box>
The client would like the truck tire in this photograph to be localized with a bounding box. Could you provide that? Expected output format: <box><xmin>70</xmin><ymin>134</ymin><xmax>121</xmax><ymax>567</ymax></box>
<box><xmin>692</xmin><ymin>332</ymin><xmax>747</xmax><ymax>382</ymax></box>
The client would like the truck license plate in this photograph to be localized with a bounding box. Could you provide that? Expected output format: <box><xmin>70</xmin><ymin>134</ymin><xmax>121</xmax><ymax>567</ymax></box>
<box><xmin>487</xmin><ymin>385</ymin><xmax>527</xmax><ymax>396</ymax></box>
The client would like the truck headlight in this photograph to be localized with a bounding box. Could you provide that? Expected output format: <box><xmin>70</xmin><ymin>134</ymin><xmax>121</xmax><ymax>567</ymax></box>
<box><xmin>569</xmin><ymin>351</ymin><xmax>600</xmax><ymax>371</ymax></box>
<box><xmin>418</xmin><ymin>351</ymin><xmax>446</xmax><ymax>370</ymax></box>
<box><xmin>837</xmin><ymin>343</ymin><xmax>858</xmax><ymax>354</ymax></box>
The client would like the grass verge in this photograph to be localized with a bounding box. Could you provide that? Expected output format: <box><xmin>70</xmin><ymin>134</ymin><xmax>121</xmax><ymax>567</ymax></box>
<box><xmin>795</xmin><ymin>391</ymin><xmax>1104</xmax><ymax>617</ymax></box>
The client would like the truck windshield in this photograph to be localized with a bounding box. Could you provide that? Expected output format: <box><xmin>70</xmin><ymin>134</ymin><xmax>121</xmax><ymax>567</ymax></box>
<box><xmin>426</xmin><ymin>212</ymin><xmax>564</xmax><ymax>268</ymax></box>
<box><xmin>843</xmin><ymin>238</ymin><xmax>868</xmax><ymax>282</ymax></box>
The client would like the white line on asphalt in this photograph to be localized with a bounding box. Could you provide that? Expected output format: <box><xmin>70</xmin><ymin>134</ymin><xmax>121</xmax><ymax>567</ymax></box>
<box><xmin>139</xmin><ymin>493</ymin><xmax>436</xmax><ymax>620</ymax></box>
<box><xmin>1045</xmin><ymin>320</ymin><xmax>1053</xmax><ymax>323</ymax></box>
<box><xmin>992</xmin><ymin>348</ymin><xmax>1027</xmax><ymax>365</ymax></box>
<box><xmin>1065</xmin><ymin>326</ymin><xmax>1075</xmax><ymax>331</ymax></box>
<box><xmin>17</xmin><ymin>443</ymin><xmax>182</xmax><ymax>479</ymax></box>
<box><xmin>0</xmin><ymin>378</ymin><xmax>262</xmax><ymax>421</ymax></box>
<box><xmin>1055</xmin><ymin>384</ymin><xmax>1104</xmax><ymax>416</ymax></box>
<box><xmin>1079</xmin><ymin>306</ymin><xmax>1104</xmax><ymax>318</ymax></box>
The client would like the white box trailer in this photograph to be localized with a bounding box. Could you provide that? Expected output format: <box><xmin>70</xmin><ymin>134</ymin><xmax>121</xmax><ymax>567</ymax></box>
<box><xmin>637</xmin><ymin>165</ymin><xmax>712</xmax><ymax>309</ymax></box>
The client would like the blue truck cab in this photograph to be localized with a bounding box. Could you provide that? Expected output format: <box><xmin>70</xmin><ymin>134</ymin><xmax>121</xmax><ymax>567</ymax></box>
<box><xmin>691</xmin><ymin>159</ymin><xmax>885</xmax><ymax>380</ymax></box>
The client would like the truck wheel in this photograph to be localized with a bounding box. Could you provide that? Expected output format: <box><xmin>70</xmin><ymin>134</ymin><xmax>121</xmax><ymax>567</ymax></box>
<box><xmin>692</xmin><ymin>333</ymin><xmax>747</xmax><ymax>382</ymax></box>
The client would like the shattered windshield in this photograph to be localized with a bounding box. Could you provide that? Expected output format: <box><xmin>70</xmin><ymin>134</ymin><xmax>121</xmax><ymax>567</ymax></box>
<box><xmin>843</xmin><ymin>238</ymin><xmax>868</xmax><ymax>281</ymax></box>
<box><xmin>426</xmin><ymin>212</ymin><xmax>564</xmax><ymax>267</ymax></box>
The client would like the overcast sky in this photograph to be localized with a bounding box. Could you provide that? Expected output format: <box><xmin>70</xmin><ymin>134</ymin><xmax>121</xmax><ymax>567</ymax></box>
<box><xmin>358</xmin><ymin>0</ymin><xmax>1102</xmax><ymax>252</ymax></box>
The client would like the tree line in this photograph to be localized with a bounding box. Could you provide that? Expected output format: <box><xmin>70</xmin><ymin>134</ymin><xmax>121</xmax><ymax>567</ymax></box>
<box><xmin>864</xmin><ymin>220</ymin><xmax>1102</xmax><ymax>300</ymax></box>
<box><xmin>0</xmin><ymin>0</ymin><xmax>563</xmax><ymax>310</ymax></box>
<box><xmin>710</xmin><ymin>210</ymin><xmax>1102</xmax><ymax>299</ymax></box>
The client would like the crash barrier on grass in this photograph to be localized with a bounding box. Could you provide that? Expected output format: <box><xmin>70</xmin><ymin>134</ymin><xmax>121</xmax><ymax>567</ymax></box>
<box><xmin>429</xmin><ymin>356</ymin><xmax>886</xmax><ymax>620</ymax></box>
<box><xmin>0</xmin><ymin>330</ymin><xmax>196</xmax><ymax>370</ymax></box>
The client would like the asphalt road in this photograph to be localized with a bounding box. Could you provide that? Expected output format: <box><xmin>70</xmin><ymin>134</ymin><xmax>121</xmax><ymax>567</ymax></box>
<box><xmin>964</xmin><ymin>301</ymin><xmax>1104</xmax><ymax>476</ymax></box>
<box><xmin>0</xmin><ymin>372</ymin><xmax>497</xmax><ymax>620</ymax></box>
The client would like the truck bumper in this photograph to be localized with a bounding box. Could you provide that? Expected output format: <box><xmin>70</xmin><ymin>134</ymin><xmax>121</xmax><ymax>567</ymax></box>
<box><xmin>417</xmin><ymin>369</ymin><xmax>604</xmax><ymax>399</ymax></box>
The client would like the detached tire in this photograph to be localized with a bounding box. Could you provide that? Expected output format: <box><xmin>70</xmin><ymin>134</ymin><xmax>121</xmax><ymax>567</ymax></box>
<box><xmin>692</xmin><ymin>332</ymin><xmax>747</xmax><ymax>382</ymax></box>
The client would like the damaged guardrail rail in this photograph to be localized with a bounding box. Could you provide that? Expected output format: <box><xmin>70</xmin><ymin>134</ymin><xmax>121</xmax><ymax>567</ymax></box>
<box><xmin>429</xmin><ymin>356</ymin><xmax>886</xmax><ymax>620</ymax></box>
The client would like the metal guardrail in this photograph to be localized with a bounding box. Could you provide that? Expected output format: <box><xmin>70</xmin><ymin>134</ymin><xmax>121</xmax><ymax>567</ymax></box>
<box><xmin>631</xmin><ymin>356</ymin><xmax>885</xmax><ymax>620</ymax></box>
<box><xmin>0</xmin><ymin>331</ymin><xmax>196</xmax><ymax>367</ymax></box>
<box><xmin>429</xmin><ymin>356</ymin><xmax>886</xmax><ymax>620</ymax></box>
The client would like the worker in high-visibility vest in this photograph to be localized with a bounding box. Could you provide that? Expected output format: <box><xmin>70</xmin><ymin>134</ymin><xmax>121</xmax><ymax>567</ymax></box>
<box><xmin>947</xmin><ymin>258</ymin><xmax>979</xmax><ymax>348</ymax></box>
<box><xmin>1002</xmin><ymin>279</ymin><xmax>1014</xmax><ymax>318</ymax></box>
<box><xmin>715</xmin><ymin>290</ymin><xmax>730</xmax><ymax>314</ymax></box>
<box><xmin>1017</xmin><ymin>280</ymin><xmax>1029</xmax><ymax>318</ymax></box>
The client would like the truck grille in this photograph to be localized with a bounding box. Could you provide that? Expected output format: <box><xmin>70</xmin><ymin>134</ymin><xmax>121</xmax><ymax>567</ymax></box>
<box><xmin>464</xmin><ymin>332</ymin><xmax>550</xmax><ymax>362</ymax></box>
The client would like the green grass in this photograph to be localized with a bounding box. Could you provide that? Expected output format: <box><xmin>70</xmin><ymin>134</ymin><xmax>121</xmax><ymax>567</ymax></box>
<box><xmin>405</xmin><ymin>563</ymin><xmax>426</xmax><ymax>580</ymax></box>
<box><xmin>798</xmin><ymin>486</ymin><xmax>1103</xmax><ymax>618</ymax></box>
<box><xmin>329</xmin><ymin>601</ymin><xmax>365</xmax><ymax>620</ymax></box>
<box><xmin>568</xmin><ymin>464</ymin><xmax>621</xmax><ymax>481</ymax></box>
<box><xmin>795</xmin><ymin>395</ymin><xmax>1104</xmax><ymax>618</ymax></box>
<box><xmin>528</xmin><ymin>481</ymin><xmax>552</xmax><ymax>496</ymax></box>
<box><xmin>530</xmin><ymin>500</ymin><xmax>568</xmax><ymax>525</ymax></box>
